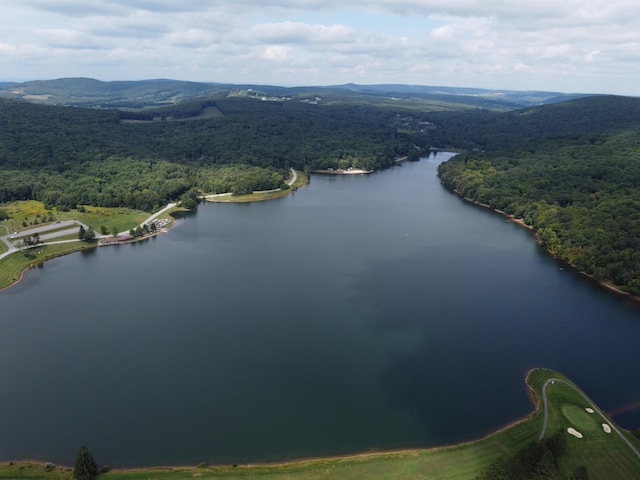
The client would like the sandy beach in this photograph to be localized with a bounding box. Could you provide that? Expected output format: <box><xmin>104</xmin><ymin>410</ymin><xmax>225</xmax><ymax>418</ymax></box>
<box><xmin>313</xmin><ymin>168</ymin><xmax>373</xmax><ymax>175</ymax></box>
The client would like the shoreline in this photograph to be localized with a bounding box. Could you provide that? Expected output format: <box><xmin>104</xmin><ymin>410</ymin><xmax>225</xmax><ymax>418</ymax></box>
<box><xmin>205</xmin><ymin>168</ymin><xmax>307</xmax><ymax>203</ymax></box>
<box><xmin>0</xmin><ymin>260</ymin><xmax>29</xmax><ymax>292</ymax></box>
<box><xmin>0</xmin><ymin>208</ymin><xmax>181</xmax><ymax>292</ymax></box>
<box><xmin>0</xmin><ymin>172</ymin><xmax>305</xmax><ymax>291</ymax></box>
<box><xmin>312</xmin><ymin>168</ymin><xmax>373</xmax><ymax>175</ymax></box>
<box><xmin>451</xmin><ymin>187</ymin><xmax>640</xmax><ymax>304</ymax></box>
<box><xmin>0</xmin><ymin>241</ymin><xmax>98</xmax><ymax>292</ymax></box>
<box><xmin>0</xmin><ymin>368</ymin><xmax>560</xmax><ymax>472</ymax></box>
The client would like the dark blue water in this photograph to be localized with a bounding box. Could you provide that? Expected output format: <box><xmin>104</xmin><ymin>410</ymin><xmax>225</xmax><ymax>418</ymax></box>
<box><xmin>1</xmin><ymin>153</ymin><xmax>639</xmax><ymax>467</ymax></box>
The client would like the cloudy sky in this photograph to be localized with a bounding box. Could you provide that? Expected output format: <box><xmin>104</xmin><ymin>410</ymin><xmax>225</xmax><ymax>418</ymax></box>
<box><xmin>1</xmin><ymin>0</ymin><xmax>638</xmax><ymax>95</ymax></box>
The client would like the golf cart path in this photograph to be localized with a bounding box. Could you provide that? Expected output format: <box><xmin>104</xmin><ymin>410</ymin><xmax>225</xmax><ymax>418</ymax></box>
<box><xmin>539</xmin><ymin>377</ymin><xmax>640</xmax><ymax>460</ymax></box>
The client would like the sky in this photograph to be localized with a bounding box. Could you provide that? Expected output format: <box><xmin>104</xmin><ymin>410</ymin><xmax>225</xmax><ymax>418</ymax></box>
<box><xmin>0</xmin><ymin>0</ymin><xmax>639</xmax><ymax>95</ymax></box>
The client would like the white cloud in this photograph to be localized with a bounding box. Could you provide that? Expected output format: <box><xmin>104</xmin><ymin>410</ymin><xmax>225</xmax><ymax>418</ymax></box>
<box><xmin>166</xmin><ymin>29</ymin><xmax>218</xmax><ymax>48</ymax></box>
<box><xmin>260</xmin><ymin>45</ymin><xmax>291</xmax><ymax>61</ymax></box>
<box><xmin>0</xmin><ymin>0</ymin><xmax>638</xmax><ymax>94</ymax></box>
<box><xmin>431</xmin><ymin>25</ymin><xmax>456</xmax><ymax>41</ymax></box>
<box><xmin>250</xmin><ymin>21</ymin><xmax>356</xmax><ymax>44</ymax></box>
<box><xmin>36</xmin><ymin>28</ymin><xmax>107</xmax><ymax>50</ymax></box>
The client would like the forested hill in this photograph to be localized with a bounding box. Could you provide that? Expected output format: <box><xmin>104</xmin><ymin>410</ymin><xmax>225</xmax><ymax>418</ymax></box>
<box><xmin>0</xmin><ymin>96</ymin><xmax>431</xmax><ymax>210</ymax></box>
<box><xmin>422</xmin><ymin>95</ymin><xmax>639</xmax><ymax>151</ymax></box>
<box><xmin>437</xmin><ymin>95</ymin><xmax>640</xmax><ymax>296</ymax></box>
<box><xmin>3</xmin><ymin>89</ymin><xmax>640</xmax><ymax>295</ymax></box>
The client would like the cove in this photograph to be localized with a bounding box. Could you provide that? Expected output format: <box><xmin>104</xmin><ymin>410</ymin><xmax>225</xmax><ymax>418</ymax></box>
<box><xmin>1</xmin><ymin>152</ymin><xmax>639</xmax><ymax>467</ymax></box>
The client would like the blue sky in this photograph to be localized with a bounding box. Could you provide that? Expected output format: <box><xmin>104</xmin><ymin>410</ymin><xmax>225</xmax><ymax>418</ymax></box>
<box><xmin>1</xmin><ymin>0</ymin><xmax>639</xmax><ymax>95</ymax></box>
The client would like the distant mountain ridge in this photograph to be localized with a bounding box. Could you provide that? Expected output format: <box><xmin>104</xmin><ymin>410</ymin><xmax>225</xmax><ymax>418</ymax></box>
<box><xmin>0</xmin><ymin>77</ymin><xmax>229</xmax><ymax>109</ymax></box>
<box><xmin>330</xmin><ymin>82</ymin><xmax>593</xmax><ymax>106</ymax></box>
<box><xmin>0</xmin><ymin>77</ymin><xmax>592</xmax><ymax>110</ymax></box>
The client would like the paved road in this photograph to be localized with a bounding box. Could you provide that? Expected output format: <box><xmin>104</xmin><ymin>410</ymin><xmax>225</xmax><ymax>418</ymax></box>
<box><xmin>6</xmin><ymin>220</ymin><xmax>95</xmax><ymax>239</ymax></box>
<box><xmin>0</xmin><ymin>203</ymin><xmax>177</xmax><ymax>261</ymax></box>
<box><xmin>539</xmin><ymin>377</ymin><xmax>640</xmax><ymax>459</ymax></box>
<box><xmin>120</xmin><ymin>202</ymin><xmax>177</xmax><ymax>235</ymax></box>
<box><xmin>0</xmin><ymin>219</ymin><xmax>95</xmax><ymax>261</ymax></box>
<box><xmin>0</xmin><ymin>233</ymin><xmax>13</xmax><ymax>251</ymax></box>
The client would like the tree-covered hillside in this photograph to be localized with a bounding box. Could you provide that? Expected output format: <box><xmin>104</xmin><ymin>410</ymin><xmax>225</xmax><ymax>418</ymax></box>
<box><xmin>438</xmin><ymin>96</ymin><xmax>640</xmax><ymax>295</ymax></box>
<box><xmin>3</xmin><ymin>90</ymin><xmax>640</xmax><ymax>296</ymax></box>
<box><xmin>0</xmin><ymin>97</ymin><xmax>430</xmax><ymax>210</ymax></box>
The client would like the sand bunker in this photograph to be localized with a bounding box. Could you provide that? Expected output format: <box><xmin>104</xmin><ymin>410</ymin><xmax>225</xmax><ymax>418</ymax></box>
<box><xmin>585</xmin><ymin>408</ymin><xmax>594</xmax><ymax>413</ymax></box>
<box><xmin>602</xmin><ymin>423</ymin><xmax>612</xmax><ymax>433</ymax></box>
<box><xmin>567</xmin><ymin>427</ymin><xmax>583</xmax><ymax>438</ymax></box>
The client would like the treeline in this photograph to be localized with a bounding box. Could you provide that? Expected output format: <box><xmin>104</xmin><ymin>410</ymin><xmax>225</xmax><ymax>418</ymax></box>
<box><xmin>473</xmin><ymin>431</ymin><xmax>589</xmax><ymax>480</ymax></box>
<box><xmin>1</xmin><ymin>159</ymin><xmax>285</xmax><ymax>212</ymax></box>
<box><xmin>426</xmin><ymin>95</ymin><xmax>640</xmax><ymax>152</ymax></box>
<box><xmin>0</xmin><ymin>97</ymin><xmax>429</xmax><ymax>209</ymax></box>
<box><xmin>438</xmin><ymin>96</ymin><xmax>640</xmax><ymax>295</ymax></box>
<box><xmin>0</xmin><ymin>97</ymin><xmax>429</xmax><ymax>170</ymax></box>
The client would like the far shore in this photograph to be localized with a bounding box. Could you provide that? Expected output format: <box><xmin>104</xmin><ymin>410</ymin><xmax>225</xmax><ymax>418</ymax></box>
<box><xmin>452</xmin><ymin>188</ymin><xmax>640</xmax><ymax>304</ymax></box>
<box><xmin>313</xmin><ymin>168</ymin><xmax>373</xmax><ymax>175</ymax></box>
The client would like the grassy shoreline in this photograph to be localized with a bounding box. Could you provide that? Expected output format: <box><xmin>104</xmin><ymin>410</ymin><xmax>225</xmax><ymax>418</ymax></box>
<box><xmin>0</xmin><ymin>175</ymin><xmax>307</xmax><ymax>290</ymax></box>
<box><xmin>204</xmin><ymin>170</ymin><xmax>308</xmax><ymax>203</ymax></box>
<box><xmin>3</xmin><ymin>368</ymin><xmax>638</xmax><ymax>479</ymax></box>
<box><xmin>0</xmin><ymin>241</ymin><xmax>97</xmax><ymax>291</ymax></box>
<box><xmin>0</xmin><ymin>203</ymin><xmax>163</xmax><ymax>291</ymax></box>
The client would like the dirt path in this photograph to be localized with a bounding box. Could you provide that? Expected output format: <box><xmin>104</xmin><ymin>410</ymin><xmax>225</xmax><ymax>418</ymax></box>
<box><xmin>287</xmin><ymin>168</ymin><xmax>297</xmax><ymax>186</ymax></box>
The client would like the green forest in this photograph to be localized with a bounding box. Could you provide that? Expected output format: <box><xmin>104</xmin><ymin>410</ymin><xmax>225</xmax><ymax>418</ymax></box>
<box><xmin>0</xmin><ymin>97</ymin><xmax>427</xmax><ymax>210</ymax></box>
<box><xmin>437</xmin><ymin>96</ymin><xmax>640</xmax><ymax>296</ymax></box>
<box><xmin>2</xmin><ymin>91</ymin><xmax>640</xmax><ymax>295</ymax></box>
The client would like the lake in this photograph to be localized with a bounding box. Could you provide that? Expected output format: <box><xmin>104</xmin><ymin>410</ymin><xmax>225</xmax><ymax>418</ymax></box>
<box><xmin>1</xmin><ymin>152</ymin><xmax>639</xmax><ymax>467</ymax></box>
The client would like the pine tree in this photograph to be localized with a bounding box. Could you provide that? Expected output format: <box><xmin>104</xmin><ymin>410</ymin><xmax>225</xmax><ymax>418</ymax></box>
<box><xmin>73</xmin><ymin>445</ymin><xmax>98</xmax><ymax>480</ymax></box>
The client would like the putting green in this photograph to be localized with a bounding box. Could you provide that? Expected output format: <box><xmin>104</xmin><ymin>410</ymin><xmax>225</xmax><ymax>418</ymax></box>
<box><xmin>561</xmin><ymin>404</ymin><xmax>599</xmax><ymax>432</ymax></box>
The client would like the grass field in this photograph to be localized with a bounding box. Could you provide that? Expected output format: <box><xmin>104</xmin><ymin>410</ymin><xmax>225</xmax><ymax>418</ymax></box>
<box><xmin>74</xmin><ymin>207</ymin><xmax>149</xmax><ymax>233</ymax></box>
<box><xmin>0</xmin><ymin>201</ymin><xmax>154</xmax><ymax>290</ymax></box>
<box><xmin>0</xmin><ymin>201</ymin><xmax>149</xmax><ymax>235</ymax></box>
<box><xmin>2</xmin><ymin>369</ymin><xmax>637</xmax><ymax>479</ymax></box>
<box><xmin>0</xmin><ymin>242</ymin><xmax>96</xmax><ymax>289</ymax></box>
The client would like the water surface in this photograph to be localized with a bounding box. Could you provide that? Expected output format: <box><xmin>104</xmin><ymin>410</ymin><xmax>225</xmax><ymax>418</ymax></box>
<box><xmin>1</xmin><ymin>153</ymin><xmax>639</xmax><ymax>466</ymax></box>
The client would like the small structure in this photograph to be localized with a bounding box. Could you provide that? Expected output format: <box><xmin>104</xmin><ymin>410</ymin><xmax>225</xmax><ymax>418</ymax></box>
<box><xmin>98</xmin><ymin>235</ymin><xmax>134</xmax><ymax>246</ymax></box>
